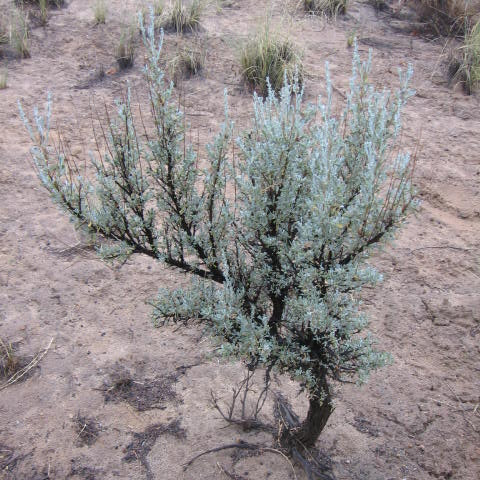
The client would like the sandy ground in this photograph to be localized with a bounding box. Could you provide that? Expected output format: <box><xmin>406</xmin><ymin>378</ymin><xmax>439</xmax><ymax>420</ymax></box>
<box><xmin>0</xmin><ymin>1</ymin><xmax>479</xmax><ymax>479</ymax></box>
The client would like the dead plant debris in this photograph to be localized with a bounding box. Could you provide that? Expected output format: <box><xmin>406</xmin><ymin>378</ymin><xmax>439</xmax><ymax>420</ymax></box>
<box><xmin>352</xmin><ymin>415</ymin><xmax>380</xmax><ymax>437</ymax></box>
<box><xmin>0</xmin><ymin>444</ymin><xmax>16</xmax><ymax>471</ymax></box>
<box><xmin>102</xmin><ymin>368</ymin><xmax>182</xmax><ymax>411</ymax></box>
<box><xmin>73</xmin><ymin>413</ymin><xmax>101</xmax><ymax>447</ymax></box>
<box><xmin>69</xmin><ymin>457</ymin><xmax>100</xmax><ymax>480</ymax></box>
<box><xmin>123</xmin><ymin>420</ymin><xmax>186</xmax><ymax>480</ymax></box>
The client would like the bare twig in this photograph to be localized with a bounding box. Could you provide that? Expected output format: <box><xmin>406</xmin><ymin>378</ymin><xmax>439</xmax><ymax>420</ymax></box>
<box><xmin>210</xmin><ymin>368</ymin><xmax>274</xmax><ymax>432</ymax></box>
<box><xmin>211</xmin><ymin>391</ymin><xmax>274</xmax><ymax>433</ymax></box>
<box><xmin>75</xmin><ymin>423</ymin><xmax>87</xmax><ymax>441</ymax></box>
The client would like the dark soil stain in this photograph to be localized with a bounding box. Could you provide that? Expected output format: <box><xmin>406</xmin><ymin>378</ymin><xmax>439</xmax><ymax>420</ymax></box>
<box><xmin>68</xmin><ymin>457</ymin><xmax>101</xmax><ymax>480</ymax></box>
<box><xmin>123</xmin><ymin>420</ymin><xmax>186</xmax><ymax>480</ymax></box>
<box><xmin>352</xmin><ymin>415</ymin><xmax>380</xmax><ymax>437</ymax></box>
<box><xmin>73</xmin><ymin>413</ymin><xmax>101</xmax><ymax>447</ymax></box>
<box><xmin>0</xmin><ymin>444</ymin><xmax>16</xmax><ymax>471</ymax></box>
<box><xmin>102</xmin><ymin>368</ymin><xmax>182</xmax><ymax>411</ymax></box>
<box><xmin>0</xmin><ymin>444</ymin><xmax>39</xmax><ymax>479</ymax></box>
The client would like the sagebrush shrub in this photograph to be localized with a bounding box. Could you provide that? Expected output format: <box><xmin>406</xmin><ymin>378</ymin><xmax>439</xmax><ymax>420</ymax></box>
<box><xmin>20</xmin><ymin>10</ymin><xmax>415</xmax><ymax>449</ymax></box>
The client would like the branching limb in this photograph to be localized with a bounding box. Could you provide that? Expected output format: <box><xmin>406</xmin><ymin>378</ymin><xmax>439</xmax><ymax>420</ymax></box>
<box><xmin>210</xmin><ymin>368</ymin><xmax>274</xmax><ymax>433</ymax></box>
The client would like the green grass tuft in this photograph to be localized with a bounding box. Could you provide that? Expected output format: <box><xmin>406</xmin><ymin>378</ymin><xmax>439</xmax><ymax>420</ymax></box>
<box><xmin>115</xmin><ymin>26</ymin><xmax>136</xmax><ymax>70</ymax></box>
<box><xmin>0</xmin><ymin>339</ymin><xmax>19</xmax><ymax>378</ymax></box>
<box><xmin>93</xmin><ymin>0</ymin><xmax>107</xmax><ymax>25</ymax></box>
<box><xmin>0</xmin><ymin>69</ymin><xmax>7</xmax><ymax>89</ymax></box>
<box><xmin>416</xmin><ymin>0</ymin><xmax>479</xmax><ymax>35</ymax></box>
<box><xmin>162</xmin><ymin>0</ymin><xmax>203</xmax><ymax>33</ymax></box>
<box><xmin>450</xmin><ymin>20</ymin><xmax>480</xmax><ymax>93</ymax></box>
<box><xmin>39</xmin><ymin>0</ymin><xmax>48</xmax><ymax>26</ymax></box>
<box><xmin>154</xmin><ymin>0</ymin><xmax>164</xmax><ymax>16</ymax></box>
<box><xmin>9</xmin><ymin>7</ymin><xmax>30</xmax><ymax>59</ymax></box>
<box><xmin>240</xmin><ymin>25</ymin><xmax>302</xmax><ymax>96</ymax></box>
<box><xmin>170</xmin><ymin>40</ymin><xmax>206</xmax><ymax>84</ymax></box>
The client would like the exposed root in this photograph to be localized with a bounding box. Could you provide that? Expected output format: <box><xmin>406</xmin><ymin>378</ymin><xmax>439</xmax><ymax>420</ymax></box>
<box><xmin>273</xmin><ymin>395</ymin><xmax>335</xmax><ymax>480</ymax></box>
<box><xmin>191</xmin><ymin>370</ymin><xmax>335</xmax><ymax>479</ymax></box>
<box><xmin>184</xmin><ymin>441</ymin><xmax>261</xmax><ymax>469</ymax></box>
<box><xmin>184</xmin><ymin>440</ymin><xmax>297</xmax><ymax>478</ymax></box>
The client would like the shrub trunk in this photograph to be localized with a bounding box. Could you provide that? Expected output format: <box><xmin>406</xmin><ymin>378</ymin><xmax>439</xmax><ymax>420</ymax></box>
<box><xmin>296</xmin><ymin>395</ymin><xmax>334</xmax><ymax>447</ymax></box>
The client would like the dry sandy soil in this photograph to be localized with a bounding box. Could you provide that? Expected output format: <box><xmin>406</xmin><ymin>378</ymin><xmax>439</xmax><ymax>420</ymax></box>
<box><xmin>0</xmin><ymin>0</ymin><xmax>479</xmax><ymax>479</ymax></box>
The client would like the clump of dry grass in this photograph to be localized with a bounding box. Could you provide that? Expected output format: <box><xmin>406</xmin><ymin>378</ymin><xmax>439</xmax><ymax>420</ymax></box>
<box><xmin>18</xmin><ymin>0</ymin><xmax>65</xmax><ymax>6</ymax></box>
<box><xmin>240</xmin><ymin>24</ymin><xmax>302</xmax><ymax>96</ymax></box>
<box><xmin>73</xmin><ymin>412</ymin><xmax>101</xmax><ymax>446</ymax></box>
<box><xmin>0</xmin><ymin>17</ymin><xmax>8</xmax><ymax>53</ymax></box>
<box><xmin>16</xmin><ymin>0</ymin><xmax>65</xmax><ymax>25</ymax></box>
<box><xmin>450</xmin><ymin>19</ymin><xmax>480</xmax><ymax>92</ymax></box>
<box><xmin>153</xmin><ymin>0</ymin><xmax>164</xmax><ymax>16</ymax></box>
<box><xmin>115</xmin><ymin>26</ymin><xmax>136</xmax><ymax>70</ymax></box>
<box><xmin>38</xmin><ymin>0</ymin><xmax>49</xmax><ymax>26</ymax></box>
<box><xmin>9</xmin><ymin>7</ymin><xmax>30</xmax><ymax>58</ymax></box>
<box><xmin>413</xmin><ymin>0</ymin><xmax>480</xmax><ymax>35</ymax></box>
<box><xmin>170</xmin><ymin>40</ymin><xmax>205</xmax><ymax>84</ymax></box>
<box><xmin>162</xmin><ymin>0</ymin><xmax>203</xmax><ymax>33</ymax></box>
<box><xmin>368</xmin><ymin>0</ymin><xmax>389</xmax><ymax>11</ymax></box>
<box><xmin>93</xmin><ymin>0</ymin><xmax>107</xmax><ymax>25</ymax></box>
<box><xmin>304</xmin><ymin>0</ymin><xmax>348</xmax><ymax>16</ymax></box>
<box><xmin>0</xmin><ymin>339</ymin><xmax>20</xmax><ymax>378</ymax></box>
<box><xmin>0</xmin><ymin>68</ymin><xmax>7</xmax><ymax>89</ymax></box>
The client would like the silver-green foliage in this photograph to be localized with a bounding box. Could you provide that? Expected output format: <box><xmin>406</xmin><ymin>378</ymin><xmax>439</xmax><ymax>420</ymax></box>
<box><xmin>20</xmin><ymin>10</ymin><xmax>415</xmax><ymax>408</ymax></box>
